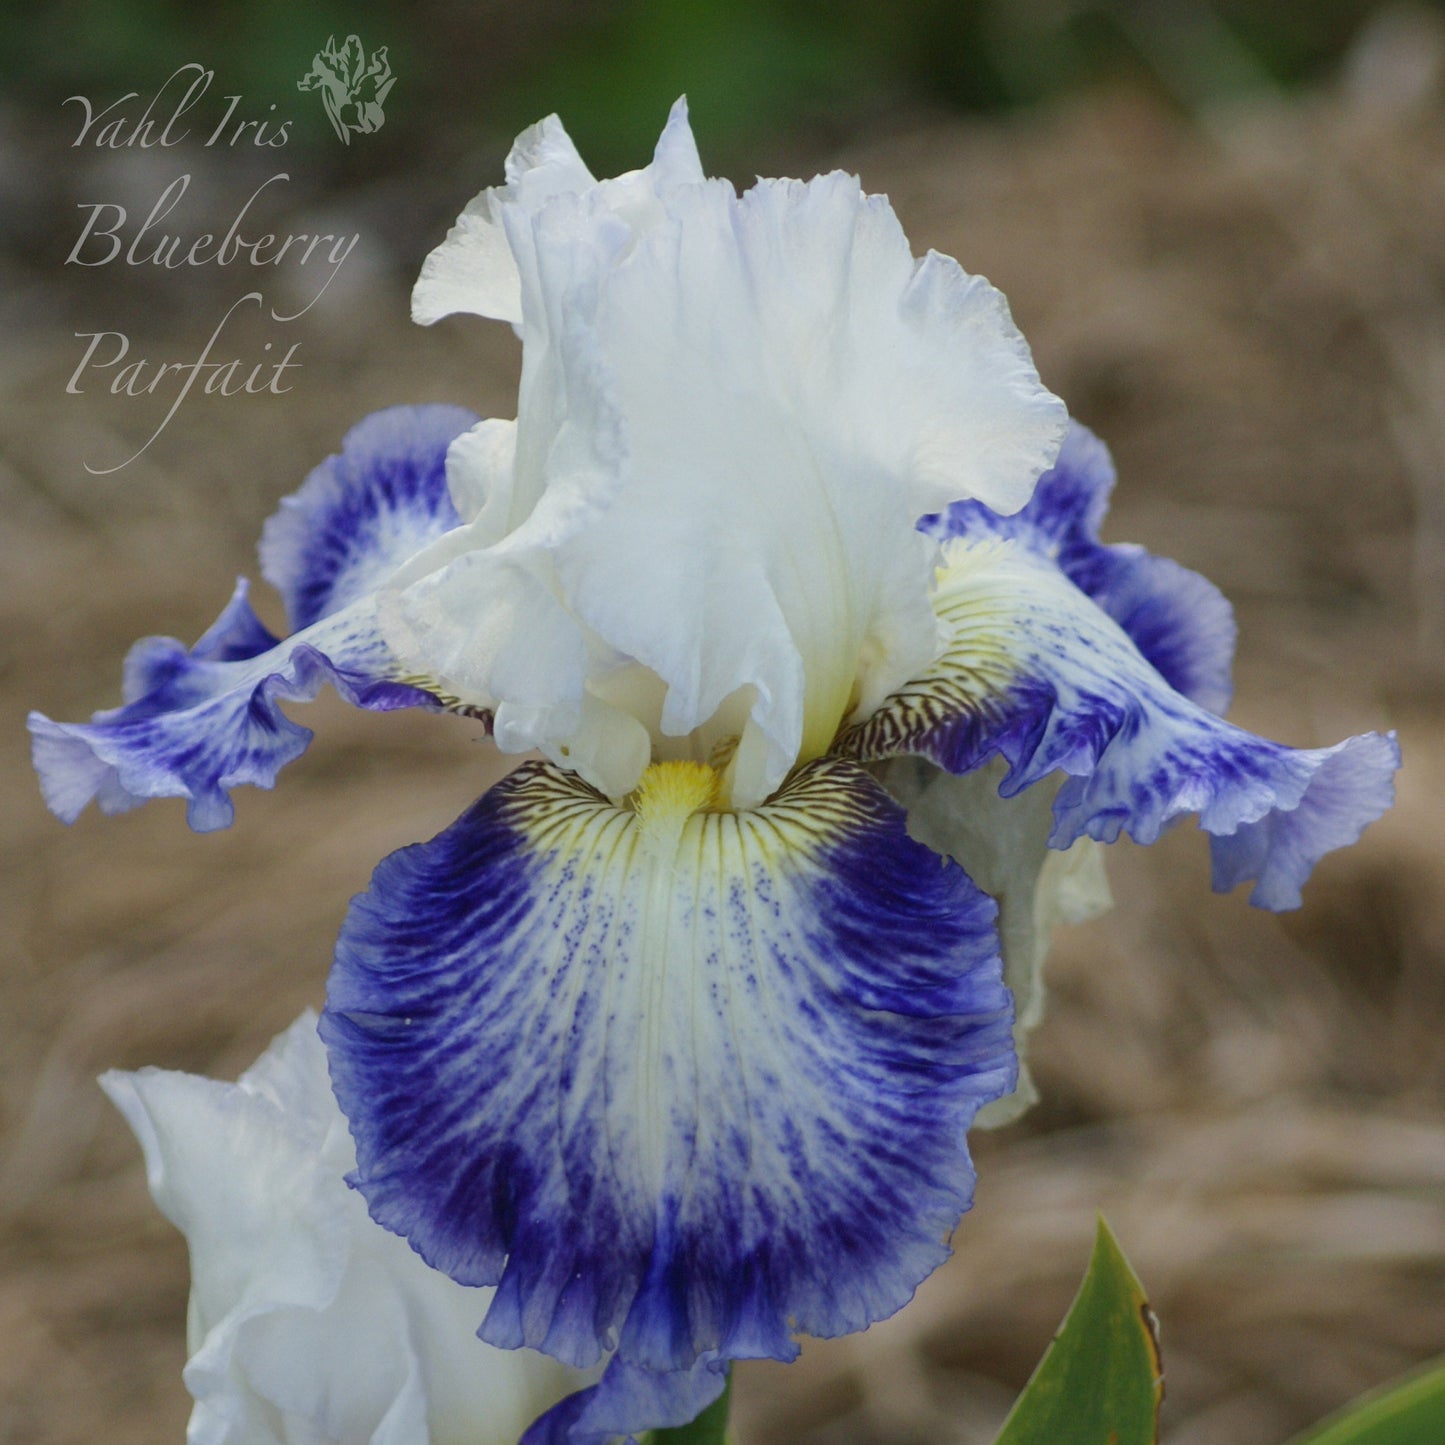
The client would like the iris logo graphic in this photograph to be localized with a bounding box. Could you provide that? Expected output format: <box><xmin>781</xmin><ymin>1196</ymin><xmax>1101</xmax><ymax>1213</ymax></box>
<box><xmin>298</xmin><ymin>36</ymin><xmax>394</xmax><ymax>144</ymax></box>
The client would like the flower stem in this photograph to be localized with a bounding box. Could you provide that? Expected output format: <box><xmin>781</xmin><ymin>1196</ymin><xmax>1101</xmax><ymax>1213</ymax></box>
<box><xmin>642</xmin><ymin>1375</ymin><xmax>732</xmax><ymax>1445</ymax></box>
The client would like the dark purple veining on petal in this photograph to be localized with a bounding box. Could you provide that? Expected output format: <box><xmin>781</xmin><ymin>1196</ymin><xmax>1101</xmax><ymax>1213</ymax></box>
<box><xmin>323</xmin><ymin>757</ymin><xmax>1014</xmax><ymax>1381</ymax></box>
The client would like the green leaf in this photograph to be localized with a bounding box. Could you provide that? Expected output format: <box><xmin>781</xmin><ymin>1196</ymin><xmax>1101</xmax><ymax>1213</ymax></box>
<box><xmin>1284</xmin><ymin>1356</ymin><xmax>1445</xmax><ymax>1445</ymax></box>
<box><xmin>994</xmin><ymin>1216</ymin><xmax>1163</xmax><ymax>1445</ymax></box>
<box><xmin>643</xmin><ymin>1374</ymin><xmax>732</xmax><ymax>1445</ymax></box>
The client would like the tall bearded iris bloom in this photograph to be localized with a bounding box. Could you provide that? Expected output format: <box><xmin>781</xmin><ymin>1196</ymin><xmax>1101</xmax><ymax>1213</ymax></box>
<box><xmin>31</xmin><ymin>101</ymin><xmax>1399</xmax><ymax>1443</ymax></box>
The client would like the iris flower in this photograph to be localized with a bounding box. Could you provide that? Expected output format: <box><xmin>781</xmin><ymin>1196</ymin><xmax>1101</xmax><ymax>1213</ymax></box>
<box><xmin>32</xmin><ymin>102</ymin><xmax>1399</xmax><ymax>1443</ymax></box>
<box><xmin>102</xmin><ymin>1013</ymin><xmax>575</xmax><ymax>1445</ymax></box>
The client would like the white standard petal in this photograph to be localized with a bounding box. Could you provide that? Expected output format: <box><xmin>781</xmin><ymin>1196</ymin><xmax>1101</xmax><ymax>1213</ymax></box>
<box><xmin>441</xmin><ymin>419</ymin><xmax>518</xmax><ymax>533</ymax></box>
<box><xmin>392</xmin><ymin>107</ymin><xmax>1064</xmax><ymax>805</ymax></box>
<box><xmin>411</xmin><ymin>100</ymin><xmax>704</xmax><ymax>330</ymax></box>
<box><xmin>411</xmin><ymin>116</ymin><xmax>595</xmax><ymax>327</ymax></box>
<box><xmin>101</xmin><ymin>1013</ymin><xmax>570</xmax><ymax>1445</ymax></box>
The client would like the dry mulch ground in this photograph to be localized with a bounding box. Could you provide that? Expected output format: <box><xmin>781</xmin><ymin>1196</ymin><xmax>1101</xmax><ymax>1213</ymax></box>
<box><xmin>5</xmin><ymin>53</ymin><xmax>1445</xmax><ymax>1445</ymax></box>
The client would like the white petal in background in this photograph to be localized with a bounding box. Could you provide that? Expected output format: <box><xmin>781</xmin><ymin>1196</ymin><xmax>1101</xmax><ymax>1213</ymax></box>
<box><xmin>101</xmin><ymin>1013</ymin><xmax>571</xmax><ymax>1445</ymax></box>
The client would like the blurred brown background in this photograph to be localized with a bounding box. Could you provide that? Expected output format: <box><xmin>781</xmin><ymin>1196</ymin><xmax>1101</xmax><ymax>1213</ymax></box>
<box><xmin>4</xmin><ymin>2</ymin><xmax>1445</xmax><ymax>1442</ymax></box>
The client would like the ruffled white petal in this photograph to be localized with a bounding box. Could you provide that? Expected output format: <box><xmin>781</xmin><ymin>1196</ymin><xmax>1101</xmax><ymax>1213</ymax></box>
<box><xmin>392</xmin><ymin>106</ymin><xmax>1064</xmax><ymax>804</ymax></box>
<box><xmin>411</xmin><ymin>116</ymin><xmax>595</xmax><ymax>328</ymax></box>
<box><xmin>101</xmin><ymin>1014</ymin><xmax>570</xmax><ymax>1445</ymax></box>
<box><xmin>411</xmin><ymin>100</ymin><xmax>706</xmax><ymax>331</ymax></box>
<box><xmin>442</xmin><ymin>419</ymin><xmax>518</xmax><ymax>532</ymax></box>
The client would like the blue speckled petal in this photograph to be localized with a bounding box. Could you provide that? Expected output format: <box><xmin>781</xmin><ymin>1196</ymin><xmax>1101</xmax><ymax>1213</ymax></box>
<box><xmin>925</xmin><ymin>420</ymin><xmax>1237</xmax><ymax>714</ymax></box>
<box><xmin>260</xmin><ymin>405</ymin><xmax>475</xmax><ymax>631</ymax></box>
<box><xmin>323</xmin><ymin>755</ymin><xmax>1014</xmax><ymax>1377</ymax></box>
<box><xmin>841</xmin><ymin>538</ymin><xmax>1399</xmax><ymax>910</ymax></box>
<box><xmin>29</xmin><ymin>405</ymin><xmax>479</xmax><ymax>832</ymax></box>
<box><xmin>520</xmin><ymin>1354</ymin><xmax>727</xmax><ymax>1445</ymax></box>
<box><xmin>29</xmin><ymin>590</ymin><xmax>433</xmax><ymax>832</ymax></box>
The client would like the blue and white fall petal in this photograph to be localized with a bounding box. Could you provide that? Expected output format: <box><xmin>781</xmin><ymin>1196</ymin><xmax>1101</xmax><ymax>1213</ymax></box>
<box><xmin>844</xmin><ymin>492</ymin><xmax>1399</xmax><ymax>912</ymax></box>
<box><xmin>33</xmin><ymin>102</ymin><xmax>1403</xmax><ymax>1445</ymax></box>
<box><xmin>323</xmin><ymin>757</ymin><xmax>1013</xmax><ymax>1376</ymax></box>
<box><xmin>28</xmin><ymin>405</ymin><xmax>476</xmax><ymax>831</ymax></box>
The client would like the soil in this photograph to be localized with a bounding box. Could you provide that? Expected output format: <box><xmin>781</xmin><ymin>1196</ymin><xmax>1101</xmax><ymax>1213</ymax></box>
<box><xmin>5</xmin><ymin>57</ymin><xmax>1445</xmax><ymax>1445</ymax></box>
